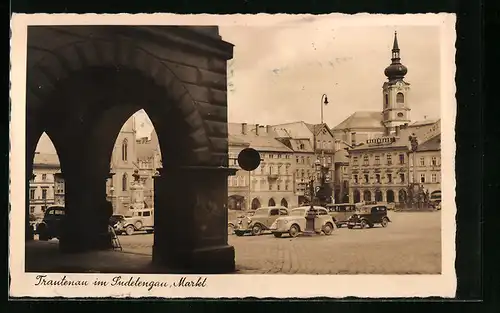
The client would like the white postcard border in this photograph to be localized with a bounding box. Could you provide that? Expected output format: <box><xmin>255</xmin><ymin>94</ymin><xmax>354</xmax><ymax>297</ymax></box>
<box><xmin>9</xmin><ymin>13</ymin><xmax>457</xmax><ymax>298</ymax></box>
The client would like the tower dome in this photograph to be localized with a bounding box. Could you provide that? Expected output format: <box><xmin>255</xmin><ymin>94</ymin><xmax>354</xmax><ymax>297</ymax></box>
<box><xmin>384</xmin><ymin>31</ymin><xmax>408</xmax><ymax>81</ymax></box>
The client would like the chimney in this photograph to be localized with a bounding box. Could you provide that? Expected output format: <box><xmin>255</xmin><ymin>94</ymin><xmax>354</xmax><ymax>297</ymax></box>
<box><xmin>395</xmin><ymin>125</ymin><xmax>400</xmax><ymax>136</ymax></box>
<box><xmin>266</xmin><ymin>125</ymin><xmax>271</xmax><ymax>133</ymax></box>
<box><xmin>255</xmin><ymin>124</ymin><xmax>259</xmax><ymax>136</ymax></box>
<box><xmin>351</xmin><ymin>132</ymin><xmax>357</xmax><ymax>146</ymax></box>
<box><xmin>242</xmin><ymin>123</ymin><xmax>247</xmax><ymax>135</ymax></box>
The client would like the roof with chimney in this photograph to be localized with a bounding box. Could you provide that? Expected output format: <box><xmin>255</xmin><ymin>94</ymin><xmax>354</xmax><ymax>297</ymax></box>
<box><xmin>33</xmin><ymin>153</ymin><xmax>60</xmax><ymax>167</ymax></box>
<box><xmin>332</xmin><ymin>111</ymin><xmax>385</xmax><ymax>131</ymax></box>
<box><xmin>228</xmin><ymin>123</ymin><xmax>293</xmax><ymax>153</ymax></box>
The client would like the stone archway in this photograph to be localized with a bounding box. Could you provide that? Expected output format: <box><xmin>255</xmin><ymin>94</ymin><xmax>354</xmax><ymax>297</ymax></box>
<box><xmin>251</xmin><ymin>198</ymin><xmax>261</xmax><ymax>210</ymax></box>
<box><xmin>363</xmin><ymin>190</ymin><xmax>372</xmax><ymax>202</ymax></box>
<box><xmin>375</xmin><ymin>190</ymin><xmax>383</xmax><ymax>202</ymax></box>
<box><xmin>386</xmin><ymin>190</ymin><xmax>395</xmax><ymax>203</ymax></box>
<box><xmin>25</xmin><ymin>26</ymin><xmax>235</xmax><ymax>273</ymax></box>
<box><xmin>353</xmin><ymin>190</ymin><xmax>361</xmax><ymax>203</ymax></box>
<box><xmin>268</xmin><ymin>198</ymin><xmax>276</xmax><ymax>207</ymax></box>
<box><xmin>280</xmin><ymin>198</ymin><xmax>288</xmax><ymax>208</ymax></box>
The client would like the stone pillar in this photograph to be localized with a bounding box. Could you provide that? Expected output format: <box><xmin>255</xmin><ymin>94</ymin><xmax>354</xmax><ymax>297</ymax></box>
<box><xmin>59</xmin><ymin>167</ymin><xmax>113</xmax><ymax>253</ymax></box>
<box><xmin>153</xmin><ymin>166</ymin><xmax>235</xmax><ymax>273</ymax></box>
<box><xmin>349</xmin><ymin>190</ymin><xmax>354</xmax><ymax>204</ymax></box>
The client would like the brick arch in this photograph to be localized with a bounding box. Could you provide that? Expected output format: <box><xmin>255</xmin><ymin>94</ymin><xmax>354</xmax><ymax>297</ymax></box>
<box><xmin>27</xmin><ymin>37</ymin><xmax>214</xmax><ymax>165</ymax></box>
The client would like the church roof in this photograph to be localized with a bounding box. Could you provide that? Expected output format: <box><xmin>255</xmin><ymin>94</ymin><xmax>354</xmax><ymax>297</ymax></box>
<box><xmin>332</xmin><ymin>111</ymin><xmax>384</xmax><ymax>131</ymax></box>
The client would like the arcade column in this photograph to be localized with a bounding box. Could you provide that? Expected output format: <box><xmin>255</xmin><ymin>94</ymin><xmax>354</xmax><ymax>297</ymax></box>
<box><xmin>153</xmin><ymin>166</ymin><xmax>236</xmax><ymax>273</ymax></box>
<box><xmin>59</xmin><ymin>168</ymin><xmax>113</xmax><ymax>253</ymax></box>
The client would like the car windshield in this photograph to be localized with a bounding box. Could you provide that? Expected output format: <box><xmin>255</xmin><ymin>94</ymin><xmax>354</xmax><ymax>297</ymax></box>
<box><xmin>291</xmin><ymin>209</ymin><xmax>306</xmax><ymax>216</ymax></box>
<box><xmin>254</xmin><ymin>208</ymin><xmax>269</xmax><ymax>215</ymax></box>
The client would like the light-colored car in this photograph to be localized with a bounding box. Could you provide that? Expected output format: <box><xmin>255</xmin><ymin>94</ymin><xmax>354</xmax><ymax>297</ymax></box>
<box><xmin>116</xmin><ymin>208</ymin><xmax>154</xmax><ymax>235</ymax></box>
<box><xmin>270</xmin><ymin>206</ymin><xmax>336</xmax><ymax>238</ymax></box>
<box><xmin>228</xmin><ymin>210</ymin><xmax>255</xmax><ymax>235</ymax></box>
<box><xmin>234</xmin><ymin>206</ymin><xmax>289</xmax><ymax>236</ymax></box>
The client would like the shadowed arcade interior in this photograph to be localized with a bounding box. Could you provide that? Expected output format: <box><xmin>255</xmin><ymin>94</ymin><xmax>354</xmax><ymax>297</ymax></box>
<box><xmin>25</xmin><ymin>26</ymin><xmax>236</xmax><ymax>273</ymax></box>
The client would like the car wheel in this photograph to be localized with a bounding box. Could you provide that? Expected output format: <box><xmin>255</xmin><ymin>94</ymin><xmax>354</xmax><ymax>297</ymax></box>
<box><xmin>323</xmin><ymin>222</ymin><xmax>334</xmax><ymax>235</ymax></box>
<box><xmin>288</xmin><ymin>224</ymin><xmax>300</xmax><ymax>238</ymax></box>
<box><xmin>273</xmin><ymin>233</ymin><xmax>282</xmax><ymax>238</ymax></box>
<box><xmin>251</xmin><ymin>224</ymin><xmax>262</xmax><ymax>236</ymax></box>
<box><xmin>235</xmin><ymin>230</ymin><xmax>245</xmax><ymax>237</ymax></box>
<box><xmin>347</xmin><ymin>225</ymin><xmax>354</xmax><ymax>229</ymax></box>
<box><xmin>360</xmin><ymin>219</ymin><xmax>368</xmax><ymax>229</ymax></box>
<box><xmin>125</xmin><ymin>225</ymin><xmax>135</xmax><ymax>236</ymax></box>
<box><xmin>228</xmin><ymin>223</ymin><xmax>235</xmax><ymax>235</ymax></box>
<box><xmin>381</xmin><ymin>217</ymin><xmax>389</xmax><ymax>228</ymax></box>
<box><xmin>134</xmin><ymin>221</ymin><xmax>143</xmax><ymax>230</ymax></box>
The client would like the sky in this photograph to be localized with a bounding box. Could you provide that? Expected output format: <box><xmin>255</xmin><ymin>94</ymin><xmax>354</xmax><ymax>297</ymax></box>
<box><xmin>36</xmin><ymin>17</ymin><xmax>442</xmax><ymax>154</ymax></box>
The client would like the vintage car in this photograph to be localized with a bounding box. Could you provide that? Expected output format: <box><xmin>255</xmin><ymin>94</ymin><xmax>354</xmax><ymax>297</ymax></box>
<box><xmin>325</xmin><ymin>203</ymin><xmax>356</xmax><ymax>228</ymax></box>
<box><xmin>36</xmin><ymin>205</ymin><xmax>66</xmax><ymax>241</ymax></box>
<box><xmin>115</xmin><ymin>208</ymin><xmax>154</xmax><ymax>235</ymax></box>
<box><xmin>347</xmin><ymin>204</ymin><xmax>391</xmax><ymax>229</ymax></box>
<box><xmin>270</xmin><ymin>206</ymin><xmax>336</xmax><ymax>238</ymax></box>
<box><xmin>234</xmin><ymin>206</ymin><xmax>289</xmax><ymax>236</ymax></box>
<box><xmin>228</xmin><ymin>210</ymin><xmax>255</xmax><ymax>235</ymax></box>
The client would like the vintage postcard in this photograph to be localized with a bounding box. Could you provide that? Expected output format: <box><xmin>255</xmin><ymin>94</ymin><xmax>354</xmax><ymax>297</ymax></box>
<box><xmin>9</xmin><ymin>13</ymin><xmax>457</xmax><ymax>298</ymax></box>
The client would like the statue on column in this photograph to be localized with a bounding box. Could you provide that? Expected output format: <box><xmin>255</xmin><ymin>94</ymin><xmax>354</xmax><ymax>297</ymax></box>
<box><xmin>130</xmin><ymin>169</ymin><xmax>145</xmax><ymax>211</ymax></box>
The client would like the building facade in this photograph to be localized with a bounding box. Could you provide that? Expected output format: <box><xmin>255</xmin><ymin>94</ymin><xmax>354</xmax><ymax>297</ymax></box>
<box><xmin>29</xmin><ymin>153</ymin><xmax>64</xmax><ymax>218</ymax></box>
<box><xmin>227</xmin><ymin>123</ymin><xmax>296</xmax><ymax>210</ymax></box>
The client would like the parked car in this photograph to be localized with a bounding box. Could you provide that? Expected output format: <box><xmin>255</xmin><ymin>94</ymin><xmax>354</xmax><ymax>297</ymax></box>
<box><xmin>36</xmin><ymin>205</ymin><xmax>66</xmax><ymax>241</ymax></box>
<box><xmin>325</xmin><ymin>203</ymin><xmax>356</xmax><ymax>228</ymax></box>
<box><xmin>228</xmin><ymin>210</ymin><xmax>255</xmax><ymax>235</ymax></box>
<box><xmin>270</xmin><ymin>206</ymin><xmax>336</xmax><ymax>238</ymax></box>
<box><xmin>109</xmin><ymin>214</ymin><xmax>126</xmax><ymax>230</ymax></box>
<box><xmin>234</xmin><ymin>206</ymin><xmax>289</xmax><ymax>236</ymax></box>
<box><xmin>115</xmin><ymin>208</ymin><xmax>154</xmax><ymax>235</ymax></box>
<box><xmin>347</xmin><ymin>204</ymin><xmax>391</xmax><ymax>229</ymax></box>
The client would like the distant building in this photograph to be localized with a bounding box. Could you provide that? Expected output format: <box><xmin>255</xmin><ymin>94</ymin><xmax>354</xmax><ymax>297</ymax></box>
<box><xmin>331</xmin><ymin>32</ymin><xmax>441</xmax><ymax>205</ymax></box>
<box><xmin>347</xmin><ymin>120</ymin><xmax>441</xmax><ymax>206</ymax></box>
<box><xmin>29</xmin><ymin>153</ymin><xmax>64</xmax><ymax>218</ymax></box>
<box><xmin>227</xmin><ymin>123</ymin><xmax>296</xmax><ymax>210</ymax></box>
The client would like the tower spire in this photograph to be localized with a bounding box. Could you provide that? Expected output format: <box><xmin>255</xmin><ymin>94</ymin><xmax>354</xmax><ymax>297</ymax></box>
<box><xmin>392</xmin><ymin>31</ymin><xmax>399</xmax><ymax>51</ymax></box>
<box><xmin>384</xmin><ymin>31</ymin><xmax>407</xmax><ymax>81</ymax></box>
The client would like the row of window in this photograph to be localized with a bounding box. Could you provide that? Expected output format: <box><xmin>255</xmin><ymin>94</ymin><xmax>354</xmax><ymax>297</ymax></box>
<box><xmin>353</xmin><ymin>172</ymin><xmax>439</xmax><ymax>184</ymax></box>
<box><xmin>353</xmin><ymin>154</ymin><xmax>440</xmax><ymax>167</ymax></box>
<box><xmin>228</xmin><ymin>178</ymin><xmax>291</xmax><ymax>191</ymax></box>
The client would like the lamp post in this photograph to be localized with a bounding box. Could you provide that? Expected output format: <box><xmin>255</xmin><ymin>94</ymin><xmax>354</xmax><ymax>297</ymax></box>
<box><xmin>408</xmin><ymin>133</ymin><xmax>419</xmax><ymax>209</ymax></box>
<box><xmin>304</xmin><ymin>94</ymin><xmax>330</xmax><ymax>235</ymax></box>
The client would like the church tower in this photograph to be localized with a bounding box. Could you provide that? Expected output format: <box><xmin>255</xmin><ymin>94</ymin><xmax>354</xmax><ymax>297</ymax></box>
<box><xmin>382</xmin><ymin>32</ymin><xmax>411</xmax><ymax>135</ymax></box>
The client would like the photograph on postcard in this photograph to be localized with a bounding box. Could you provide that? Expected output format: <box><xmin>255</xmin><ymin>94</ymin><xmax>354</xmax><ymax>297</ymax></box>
<box><xmin>10</xmin><ymin>13</ymin><xmax>456</xmax><ymax>298</ymax></box>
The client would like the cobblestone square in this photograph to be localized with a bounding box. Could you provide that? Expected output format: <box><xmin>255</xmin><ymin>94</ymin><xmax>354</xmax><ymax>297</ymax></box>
<box><xmin>118</xmin><ymin>211</ymin><xmax>441</xmax><ymax>274</ymax></box>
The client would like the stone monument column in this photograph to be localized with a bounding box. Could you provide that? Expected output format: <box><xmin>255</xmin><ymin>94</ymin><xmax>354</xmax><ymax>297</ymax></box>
<box><xmin>130</xmin><ymin>169</ymin><xmax>145</xmax><ymax>211</ymax></box>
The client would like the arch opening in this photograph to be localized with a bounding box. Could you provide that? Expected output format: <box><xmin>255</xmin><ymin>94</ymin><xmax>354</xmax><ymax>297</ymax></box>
<box><xmin>353</xmin><ymin>190</ymin><xmax>361</xmax><ymax>203</ymax></box>
<box><xmin>280</xmin><ymin>198</ymin><xmax>288</xmax><ymax>208</ymax></box>
<box><xmin>268</xmin><ymin>198</ymin><xmax>276</xmax><ymax>207</ymax></box>
<box><xmin>29</xmin><ymin>132</ymin><xmax>65</xmax><ymax>221</ymax></box>
<box><xmin>386</xmin><ymin>190</ymin><xmax>395</xmax><ymax>203</ymax></box>
<box><xmin>251</xmin><ymin>198</ymin><xmax>261</xmax><ymax>210</ymax></box>
<box><xmin>363</xmin><ymin>190</ymin><xmax>372</xmax><ymax>202</ymax></box>
<box><xmin>228</xmin><ymin>195</ymin><xmax>246</xmax><ymax>211</ymax></box>
<box><xmin>375</xmin><ymin>190</ymin><xmax>383</xmax><ymax>202</ymax></box>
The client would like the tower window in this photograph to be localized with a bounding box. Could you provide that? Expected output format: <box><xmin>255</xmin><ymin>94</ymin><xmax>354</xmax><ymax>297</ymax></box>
<box><xmin>396</xmin><ymin>92</ymin><xmax>404</xmax><ymax>104</ymax></box>
<box><xmin>397</xmin><ymin>112</ymin><xmax>404</xmax><ymax>118</ymax></box>
<box><xmin>122</xmin><ymin>139</ymin><xmax>128</xmax><ymax>161</ymax></box>
<box><xmin>384</xmin><ymin>94</ymin><xmax>389</xmax><ymax>107</ymax></box>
